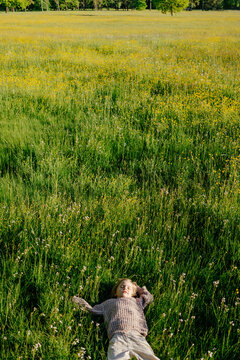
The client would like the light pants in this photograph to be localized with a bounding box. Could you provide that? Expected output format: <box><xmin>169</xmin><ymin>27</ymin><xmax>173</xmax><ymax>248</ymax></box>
<box><xmin>107</xmin><ymin>331</ymin><xmax>160</xmax><ymax>360</ymax></box>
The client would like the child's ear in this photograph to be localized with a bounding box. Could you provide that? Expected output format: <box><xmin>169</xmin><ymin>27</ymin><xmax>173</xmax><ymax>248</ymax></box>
<box><xmin>132</xmin><ymin>282</ymin><xmax>138</xmax><ymax>296</ymax></box>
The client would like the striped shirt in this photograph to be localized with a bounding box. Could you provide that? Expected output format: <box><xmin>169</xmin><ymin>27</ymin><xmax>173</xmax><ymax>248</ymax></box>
<box><xmin>73</xmin><ymin>287</ymin><xmax>153</xmax><ymax>340</ymax></box>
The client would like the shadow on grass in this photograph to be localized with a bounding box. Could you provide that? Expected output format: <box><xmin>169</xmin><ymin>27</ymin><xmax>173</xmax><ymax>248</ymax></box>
<box><xmin>20</xmin><ymin>275</ymin><xmax>42</xmax><ymax>316</ymax></box>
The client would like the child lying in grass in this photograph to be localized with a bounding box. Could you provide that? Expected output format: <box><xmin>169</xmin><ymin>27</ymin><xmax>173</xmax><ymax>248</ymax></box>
<box><xmin>72</xmin><ymin>278</ymin><xmax>160</xmax><ymax>360</ymax></box>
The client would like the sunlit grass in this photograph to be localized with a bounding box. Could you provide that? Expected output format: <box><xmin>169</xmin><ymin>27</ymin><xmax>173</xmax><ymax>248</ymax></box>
<box><xmin>0</xmin><ymin>10</ymin><xmax>240</xmax><ymax>360</ymax></box>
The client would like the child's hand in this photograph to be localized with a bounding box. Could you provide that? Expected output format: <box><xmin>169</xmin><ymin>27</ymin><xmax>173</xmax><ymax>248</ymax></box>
<box><xmin>71</xmin><ymin>296</ymin><xmax>95</xmax><ymax>314</ymax></box>
<box><xmin>137</xmin><ymin>286</ymin><xmax>147</xmax><ymax>295</ymax></box>
<box><xmin>72</xmin><ymin>296</ymin><xmax>85</xmax><ymax>305</ymax></box>
<box><xmin>71</xmin><ymin>296</ymin><xmax>92</xmax><ymax>311</ymax></box>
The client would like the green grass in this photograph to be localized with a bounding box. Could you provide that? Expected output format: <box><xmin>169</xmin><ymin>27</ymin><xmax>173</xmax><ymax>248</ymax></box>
<box><xmin>0</xmin><ymin>10</ymin><xmax>240</xmax><ymax>360</ymax></box>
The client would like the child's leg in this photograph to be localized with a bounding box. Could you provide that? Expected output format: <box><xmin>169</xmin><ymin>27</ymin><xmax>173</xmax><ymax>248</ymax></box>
<box><xmin>107</xmin><ymin>333</ymin><xmax>133</xmax><ymax>360</ymax></box>
<box><xmin>127</xmin><ymin>332</ymin><xmax>160</xmax><ymax>360</ymax></box>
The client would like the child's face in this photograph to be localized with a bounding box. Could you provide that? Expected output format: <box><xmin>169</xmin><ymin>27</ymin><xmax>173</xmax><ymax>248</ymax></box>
<box><xmin>116</xmin><ymin>280</ymin><xmax>135</xmax><ymax>298</ymax></box>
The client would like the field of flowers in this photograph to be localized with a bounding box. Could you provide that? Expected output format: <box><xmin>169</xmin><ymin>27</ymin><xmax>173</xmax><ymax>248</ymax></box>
<box><xmin>0</xmin><ymin>10</ymin><xmax>240</xmax><ymax>360</ymax></box>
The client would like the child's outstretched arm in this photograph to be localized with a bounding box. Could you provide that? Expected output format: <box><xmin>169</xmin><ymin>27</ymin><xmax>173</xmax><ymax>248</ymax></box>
<box><xmin>137</xmin><ymin>286</ymin><xmax>154</xmax><ymax>309</ymax></box>
<box><xmin>72</xmin><ymin>296</ymin><xmax>104</xmax><ymax>316</ymax></box>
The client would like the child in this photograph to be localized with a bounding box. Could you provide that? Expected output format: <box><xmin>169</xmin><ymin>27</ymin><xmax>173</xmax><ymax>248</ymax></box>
<box><xmin>72</xmin><ymin>278</ymin><xmax>160</xmax><ymax>360</ymax></box>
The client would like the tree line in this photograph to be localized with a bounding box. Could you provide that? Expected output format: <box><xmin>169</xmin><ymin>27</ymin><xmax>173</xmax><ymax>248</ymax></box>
<box><xmin>0</xmin><ymin>0</ymin><xmax>239</xmax><ymax>15</ymax></box>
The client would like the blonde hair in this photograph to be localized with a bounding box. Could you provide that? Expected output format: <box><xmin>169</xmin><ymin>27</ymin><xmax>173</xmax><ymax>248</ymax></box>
<box><xmin>112</xmin><ymin>278</ymin><xmax>138</xmax><ymax>297</ymax></box>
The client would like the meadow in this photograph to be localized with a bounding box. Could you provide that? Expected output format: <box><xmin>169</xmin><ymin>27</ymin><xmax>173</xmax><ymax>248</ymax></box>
<box><xmin>0</xmin><ymin>10</ymin><xmax>240</xmax><ymax>360</ymax></box>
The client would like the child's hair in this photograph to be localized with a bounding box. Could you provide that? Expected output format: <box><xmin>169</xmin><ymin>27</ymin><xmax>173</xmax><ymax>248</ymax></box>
<box><xmin>112</xmin><ymin>278</ymin><xmax>138</xmax><ymax>297</ymax></box>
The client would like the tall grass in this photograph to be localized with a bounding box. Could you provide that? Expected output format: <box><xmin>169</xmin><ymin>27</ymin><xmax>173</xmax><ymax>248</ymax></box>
<box><xmin>0</xmin><ymin>10</ymin><xmax>240</xmax><ymax>360</ymax></box>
